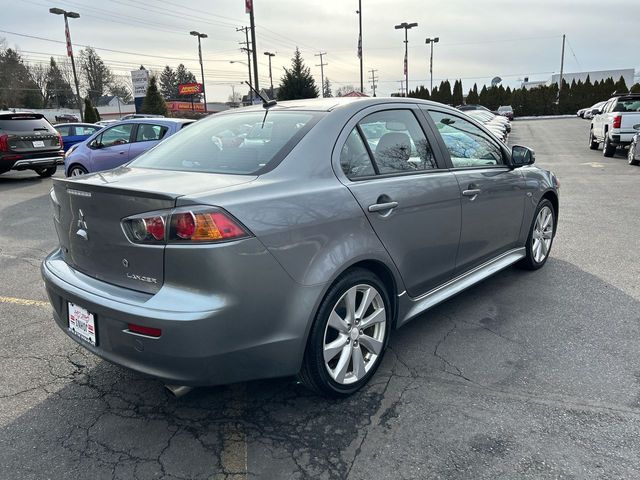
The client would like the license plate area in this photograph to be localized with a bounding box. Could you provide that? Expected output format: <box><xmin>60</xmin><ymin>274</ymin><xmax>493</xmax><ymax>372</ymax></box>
<box><xmin>68</xmin><ymin>302</ymin><xmax>97</xmax><ymax>346</ymax></box>
<box><xmin>32</xmin><ymin>140</ymin><xmax>45</xmax><ymax>148</ymax></box>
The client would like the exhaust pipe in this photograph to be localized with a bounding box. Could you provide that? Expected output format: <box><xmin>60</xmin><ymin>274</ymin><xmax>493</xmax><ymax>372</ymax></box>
<box><xmin>165</xmin><ymin>384</ymin><xmax>194</xmax><ymax>398</ymax></box>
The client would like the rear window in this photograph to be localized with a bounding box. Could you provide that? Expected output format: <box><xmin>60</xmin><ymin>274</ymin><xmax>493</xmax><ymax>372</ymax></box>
<box><xmin>613</xmin><ymin>98</ymin><xmax>640</xmax><ymax>112</ymax></box>
<box><xmin>130</xmin><ymin>111</ymin><xmax>321</xmax><ymax>174</ymax></box>
<box><xmin>0</xmin><ymin>116</ymin><xmax>55</xmax><ymax>133</ymax></box>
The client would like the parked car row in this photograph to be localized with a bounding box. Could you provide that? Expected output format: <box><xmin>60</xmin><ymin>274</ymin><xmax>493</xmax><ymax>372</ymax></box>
<box><xmin>588</xmin><ymin>92</ymin><xmax>640</xmax><ymax>163</ymax></box>
<box><xmin>460</xmin><ymin>108</ymin><xmax>512</xmax><ymax>142</ymax></box>
<box><xmin>577</xmin><ymin>101</ymin><xmax>606</xmax><ymax>119</ymax></box>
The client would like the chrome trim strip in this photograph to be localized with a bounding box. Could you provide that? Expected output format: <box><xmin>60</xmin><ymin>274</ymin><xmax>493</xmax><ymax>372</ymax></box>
<box><xmin>401</xmin><ymin>248</ymin><xmax>526</xmax><ymax>323</ymax></box>
<box><xmin>12</xmin><ymin>157</ymin><xmax>62</xmax><ymax>168</ymax></box>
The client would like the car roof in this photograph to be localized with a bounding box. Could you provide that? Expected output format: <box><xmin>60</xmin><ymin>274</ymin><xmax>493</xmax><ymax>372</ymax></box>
<box><xmin>224</xmin><ymin>96</ymin><xmax>466</xmax><ymax>115</ymax></box>
<box><xmin>114</xmin><ymin>118</ymin><xmax>194</xmax><ymax>126</ymax></box>
<box><xmin>53</xmin><ymin>122</ymin><xmax>101</xmax><ymax>128</ymax></box>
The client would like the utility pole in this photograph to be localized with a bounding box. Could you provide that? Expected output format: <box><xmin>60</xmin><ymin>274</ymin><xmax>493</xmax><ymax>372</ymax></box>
<box><xmin>315</xmin><ymin>52</ymin><xmax>328</xmax><ymax>98</ymax></box>
<box><xmin>190</xmin><ymin>31</ymin><xmax>208</xmax><ymax>112</ymax></box>
<box><xmin>237</xmin><ymin>27</ymin><xmax>253</xmax><ymax>104</ymax></box>
<box><xmin>558</xmin><ymin>34</ymin><xmax>566</xmax><ymax>103</ymax></box>
<box><xmin>394</xmin><ymin>22</ymin><xmax>418</xmax><ymax>97</ymax></box>
<box><xmin>356</xmin><ymin>0</ymin><xmax>363</xmax><ymax>93</ymax></box>
<box><xmin>369</xmin><ymin>69</ymin><xmax>378</xmax><ymax>97</ymax></box>
<box><xmin>247</xmin><ymin>1</ymin><xmax>259</xmax><ymax>95</ymax></box>
<box><xmin>425</xmin><ymin>37</ymin><xmax>439</xmax><ymax>94</ymax></box>
<box><xmin>49</xmin><ymin>8</ymin><xmax>83</xmax><ymax>121</ymax></box>
<box><xmin>264</xmin><ymin>51</ymin><xmax>275</xmax><ymax>99</ymax></box>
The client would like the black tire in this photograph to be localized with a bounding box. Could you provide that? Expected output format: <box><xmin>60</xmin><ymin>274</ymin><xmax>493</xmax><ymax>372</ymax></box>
<box><xmin>518</xmin><ymin>199</ymin><xmax>555</xmax><ymax>271</ymax></box>
<box><xmin>588</xmin><ymin>129</ymin><xmax>598</xmax><ymax>150</ymax></box>
<box><xmin>298</xmin><ymin>268</ymin><xmax>392</xmax><ymax>397</ymax></box>
<box><xmin>35</xmin><ymin>166</ymin><xmax>57</xmax><ymax>178</ymax></box>
<box><xmin>67</xmin><ymin>164</ymin><xmax>88</xmax><ymax>177</ymax></box>
<box><xmin>603</xmin><ymin>134</ymin><xmax>616</xmax><ymax>157</ymax></box>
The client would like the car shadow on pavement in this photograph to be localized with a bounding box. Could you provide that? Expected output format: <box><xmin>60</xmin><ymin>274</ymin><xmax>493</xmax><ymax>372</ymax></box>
<box><xmin>2</xmin><ymin>258</ymin><xmax>640</xmax><ymax>479</ymax></box>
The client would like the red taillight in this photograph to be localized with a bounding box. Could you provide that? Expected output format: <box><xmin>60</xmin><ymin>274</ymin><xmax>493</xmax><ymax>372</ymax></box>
<box><xmin>57</xmin><ymin>134</ymin><xmax>64</xmax><ymax>149</ymax></box>
<box><xmin>174</xmin><ymin>212</ymin><xmax>196</xmax><ymax>239</ymax></box>
<box><xmin>127</xmin><ymin>323</ymin><xmax>161</xmax><ymax>337</ymax></box>
<box><xmin>170</xmin><ymin>209</ymin><xmax>248</xmax><ymax>242</ymax></box>
<box><xmin>0</xmin><ymin>134</ymin><xmax>8</xmax><ymax>152</ymax></box>
<box><xmin>126</xmin><ymin>215</ymin><xmax>166</xmax><ymax>243</ymax></box>
<box><xmin>124</xmin><ymin>207</ymin><xmax>249</xmax><ymax>244</ymax></box>
<box><xmin>612</xmin><ymin>115</ymin><xmax>622</xmax><ymax>129</ymax></box>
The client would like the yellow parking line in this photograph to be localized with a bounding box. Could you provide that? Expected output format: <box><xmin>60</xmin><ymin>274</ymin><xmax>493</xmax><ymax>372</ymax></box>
<box><xmin>0</xmin><ymin>296</ymin><xmax>49</xmax><ymax>307</ymax></box>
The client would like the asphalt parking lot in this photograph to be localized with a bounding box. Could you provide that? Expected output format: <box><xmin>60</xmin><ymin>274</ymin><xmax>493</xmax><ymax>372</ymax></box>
<box><xmin>1</xmin><ymin>117</ymin><xmax>640</xmax><ymax>479</ymax></box>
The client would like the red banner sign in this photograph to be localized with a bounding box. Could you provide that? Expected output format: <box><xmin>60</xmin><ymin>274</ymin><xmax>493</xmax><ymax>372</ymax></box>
<box><xmin>166</xmin><ymin>101</ymin><xmax>205</xmax><ymax>112</ymax></box>
<box><xmin>178</xmin><ymin>83</ymin><xmax>203</xmax><ymax>95</ymax></box>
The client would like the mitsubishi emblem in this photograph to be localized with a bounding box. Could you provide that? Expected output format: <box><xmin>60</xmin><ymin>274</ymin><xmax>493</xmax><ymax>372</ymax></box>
<box><xmin>76</xmin><ymin>209</ymin><xmax>89</xmax><ymax>241</ymax></box>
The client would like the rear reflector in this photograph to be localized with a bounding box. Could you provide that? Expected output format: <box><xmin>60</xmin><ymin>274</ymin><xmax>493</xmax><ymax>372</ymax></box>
<box><xmin>128</xmin><ymin>323</ymin><xmax>162</xmax><ymax>337</ymax></box>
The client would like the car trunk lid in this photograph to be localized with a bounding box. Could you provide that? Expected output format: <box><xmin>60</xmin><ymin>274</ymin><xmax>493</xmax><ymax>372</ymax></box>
<box><xmin>51</xmin><ymin>168</ymin><xmax>256</xmax><ymax>294</ymax></box>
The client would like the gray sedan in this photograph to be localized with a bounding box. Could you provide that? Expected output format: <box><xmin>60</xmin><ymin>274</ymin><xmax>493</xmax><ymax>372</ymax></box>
<box><xmin>42</xmin><ymin>97</ymin><xmax>559</xmax><ymax>397</ymax></box>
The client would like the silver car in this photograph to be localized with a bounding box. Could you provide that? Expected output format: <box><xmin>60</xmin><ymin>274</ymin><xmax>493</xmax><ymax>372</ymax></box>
<box><xmin>42</xmin><ymin>98</ymin><xmax>559</xmax><ymax>397</ymax></box>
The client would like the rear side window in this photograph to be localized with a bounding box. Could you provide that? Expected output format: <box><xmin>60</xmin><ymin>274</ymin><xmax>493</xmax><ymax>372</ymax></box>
<box><xmin>55</xmin><ymin>125</ymin><xmax>72</xmax><ymax>136</ymax></box>
<box><xmin>357</xmin><ymin>110</ymin><xmax>437</xmax><ymax>174</ymax></box>
<box><xmin>428</xmin><ymin>111</ymin><xmax>504</xmax><ymax>168</ymax></box>
<box><xmin>135</xmin><ymin>124</ymin><xmax>168</xmax><ymax>142</ymax></box>
<box><xmin>340</xmin><ymin>129</ymin><xmax>375</xmax><ymax>179</ymax></box>
<box><xmin>0</xmin><ymin>116</ymin><xmax>55</xmax><ymax>133</ymax></box>
<box><xmin>76</xmin><ymin>125</ymin><xmax>100</xmax><ymax>135</ymax></box>
<box><xmin>130</xmin><ymin>111</ymin><xmax>320</xmax><ymax>174</ymax></box>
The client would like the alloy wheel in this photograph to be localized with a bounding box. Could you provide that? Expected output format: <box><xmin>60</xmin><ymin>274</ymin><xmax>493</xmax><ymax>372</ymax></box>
<box><xmin>70</xmin><ymin>167</ymin><xmax>86</xmax><ymax>177</ymax></box>
<box><xmin>532</xmin><ymin>206</ymin><xmax>554</xmax><ymax>263</ymax></box>
<box><xmin>323</xmin><ymin>284</ymin><xmax>387</xmax><ymax>385</ymax></box>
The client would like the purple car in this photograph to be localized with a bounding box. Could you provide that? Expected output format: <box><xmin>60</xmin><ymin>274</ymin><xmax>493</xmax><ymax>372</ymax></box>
<box><xmin>64</xmin><ymin>118</ymin><xmax>194</xmax><ymax>177</ymax></box>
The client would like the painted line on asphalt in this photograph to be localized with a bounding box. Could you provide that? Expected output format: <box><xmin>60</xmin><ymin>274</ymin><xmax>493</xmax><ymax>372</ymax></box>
<box><xmin>218</xmin><ymin>382</ymin><xmax>248</xmax><ymax>480</ymax></box>
<box><xmin>0</xmin><ymin>296</ymin><xmax>49</xmax><ymax>307</ymax></box>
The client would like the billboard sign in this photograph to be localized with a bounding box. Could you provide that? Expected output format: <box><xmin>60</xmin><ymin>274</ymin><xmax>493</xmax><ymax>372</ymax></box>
<box><xmin>178</xmin><ymin>83</ymin><xmax>204</xmax><ymax>95</ymax></box>
<box><xmin>131</xmin><ymin>69</ymin><xmax>149</xmax><ymax>98</ymax></box>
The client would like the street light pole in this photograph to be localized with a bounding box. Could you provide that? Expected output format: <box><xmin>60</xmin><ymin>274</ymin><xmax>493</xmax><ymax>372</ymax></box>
<box><xmin>425</xmin><ymin>37</ymin><xmax>439</xmax><ymax>94</ymax></box>
<box><xmin>264</xmin><ymin>52</ymin><xmax>275</xmax><ymax>99</ymax></box>
<box><xmin>190</xmin><ymin>31</ymin><xmax>208</xmax><ymax>112</ymax></box>
<box><xmin>394</xmin><ymin>22</ymin><xmax>418</xmax><ymax>97</ymax></box>
<box><xmin>49</xmin><ymin>7</ymin><xmax>83</xmax><ymax>122</ymax></box>
<box><xmin>357</xmin><ymin>0</ymin><xmax>363</xmax><ymax>93</ymax></box>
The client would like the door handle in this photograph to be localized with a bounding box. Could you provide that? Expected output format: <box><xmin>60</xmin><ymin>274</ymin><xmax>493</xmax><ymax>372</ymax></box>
<box><xmin>368</xmin><ymin>201</ymin><xmax>399</xmax><ymax>213</ymax></box>
<box><xmin>462</xmin><ymin>189</ymin><xmax>481</xmax><ymax>197</ymax></box>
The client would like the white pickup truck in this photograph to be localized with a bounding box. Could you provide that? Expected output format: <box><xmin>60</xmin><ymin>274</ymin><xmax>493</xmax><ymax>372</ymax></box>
<box><xmin>589</xmin><ymin>93</ymin><xmax>640</xmax><ymax>157</ymax></box>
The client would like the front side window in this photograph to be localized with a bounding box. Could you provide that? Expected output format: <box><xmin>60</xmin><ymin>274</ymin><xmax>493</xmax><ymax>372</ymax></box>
<box><xmin>428</xmin><ymin>111</ymin><xmax>504</xmax><ymax>168</ymax></box>
<box><xmin>357</xmin><ymin>110</ymin><xmax>436</xmax><ymax>174</ymax></box>
<box><xmin>135</xmin><ymin>124</ymin><xmax>168</xmax><ymax>142</ymax></box>
<box><xmin>97</xmin><ymin>124</ymin><xmax>134</xmax><ymax>148</ymax></box>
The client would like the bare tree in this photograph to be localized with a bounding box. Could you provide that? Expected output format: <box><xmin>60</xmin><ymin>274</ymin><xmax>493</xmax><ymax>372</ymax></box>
<box><xmin>78</xmin><ymin>47</ymin><xmax>113</xmax><ymax>103</ymax></box>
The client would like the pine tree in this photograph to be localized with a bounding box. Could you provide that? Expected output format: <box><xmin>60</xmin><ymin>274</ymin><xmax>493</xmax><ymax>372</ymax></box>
<box><xmin>160</xmin><ymin>66</ymin><xmax>178</xmax><ymax>100</ymax></box>
<box><xmin>323</xmin><ymin>77</ymin><xmax>333</xmax><ymax>98</ymax></box>
<box><xmin>141</xmin><ymin>76</ymin><xmax>168</xmax><ymax>116</ymax></box>
<box><xmin>439</xmin><ymin>80</ymin><xmax>453</xmax><ymax>105</ymax></box>
<box><xmin>46</xmin><ymin>57</ymin><xmax>74</xmax><ymax>108</ymax></box>
<box><xmin>452</xmin><ymin>80</ymin><xmax>464</xmax><ymax>106</ymax></box>
<box><xmin>278</xmin><ymin>48</ymin><xmax>319</xmax><ymax>100</ymax></box>
<box><xmin>84</xmin><ymin>97</ymin><xmax>98</xmax><ymax>123</ymax></box>
<box><xmin>466</xmin><ymin>83</ymin><xmax>479</xmax><ymax>104</ymax></box>
<box><xmin>631</xmin><ymin>83</ymin><xmax>640</xmax><ymax>94</ymax></box>
<box><xmin>613</xmin><ymin>76</ymin><xmax>628</xmax><ymax>94</ymax></box>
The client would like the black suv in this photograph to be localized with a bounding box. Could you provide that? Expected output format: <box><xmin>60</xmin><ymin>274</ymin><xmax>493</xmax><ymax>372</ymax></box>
<box><xmin>0</xmin><ymin>112</ymin><xmax>64</xmax><ymax>177</ymax></box>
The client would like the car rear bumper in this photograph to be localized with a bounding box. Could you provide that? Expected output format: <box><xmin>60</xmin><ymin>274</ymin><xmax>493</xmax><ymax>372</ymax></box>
<box><xmin>2</xmin><ymin>154</ymin><xmax>64</xmax><ymax>171</ymax></box>
<box><xmin>42</xmin><ymin>247</ymin><xmax>324</xmax><ymax>386</ymax></box>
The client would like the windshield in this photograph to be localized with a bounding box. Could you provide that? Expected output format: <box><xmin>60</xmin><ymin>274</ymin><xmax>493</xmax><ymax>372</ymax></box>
<box><xmin>130</xmin><ymin>111</ymin><xmax>321</xmax><ymax>175</ymax></box>
<box><xmin>498</xmin><ymin>106</ymin><xmax>512</xmax><ymax>112</ymax></box>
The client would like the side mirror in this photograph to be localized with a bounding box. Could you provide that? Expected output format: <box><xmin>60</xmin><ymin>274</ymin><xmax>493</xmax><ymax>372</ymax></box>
<box><xmin>511</xmin><ymin>145</ymin><xmax>535</xmax><ymax>167</ymax></box>
<box><xmin>592</xmin><ymin>108</ymin><xmax>602</xmax><ymax>115</ymax></box>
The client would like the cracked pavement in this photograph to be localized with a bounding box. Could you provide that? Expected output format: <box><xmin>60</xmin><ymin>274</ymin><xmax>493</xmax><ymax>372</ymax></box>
<box><xmin>1</xmin><ymin>118</ymin><xmax>640</xmax><ymax>479</ymax></box>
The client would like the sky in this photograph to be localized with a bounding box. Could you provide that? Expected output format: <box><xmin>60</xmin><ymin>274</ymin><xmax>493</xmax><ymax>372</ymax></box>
<box><xmin>1</xmin><ymin>0</ymin><xmax>639</xmax><ymax>102</ymax></box>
